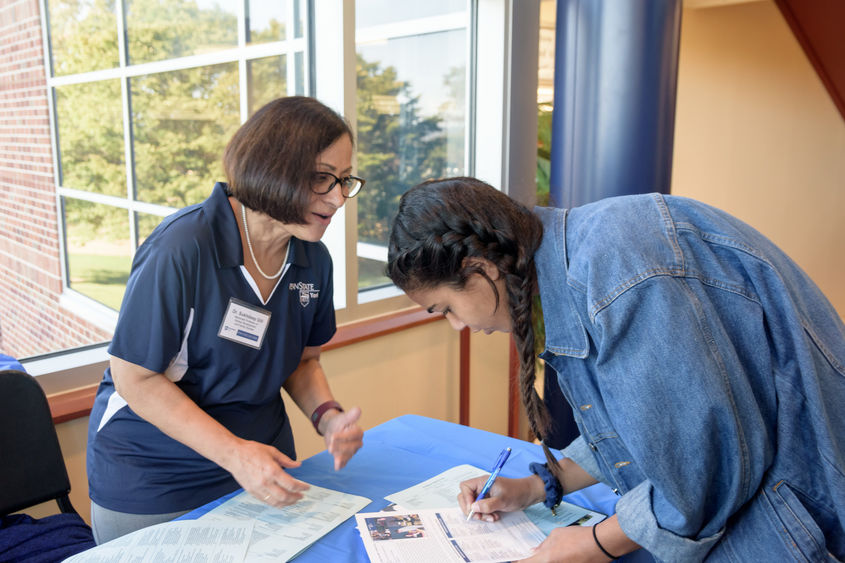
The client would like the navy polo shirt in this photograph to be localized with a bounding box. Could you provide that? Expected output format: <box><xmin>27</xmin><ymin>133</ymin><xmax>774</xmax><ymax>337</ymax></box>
<box><xmin>87</xmin><ymin>182</ymin><xmax>336</xmax><ymax>514</ymax></box>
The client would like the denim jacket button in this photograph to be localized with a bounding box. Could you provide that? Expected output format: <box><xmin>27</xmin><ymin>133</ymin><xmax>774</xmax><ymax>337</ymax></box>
<box><xmin>612</xmin><ymin>488</ymin><xmax>620</xmax><ymax>495</ymax></box>
<box><xmin>589</xmin><ymin>443</ymin><xmax>597</xmax><ymax>451</ymax></box>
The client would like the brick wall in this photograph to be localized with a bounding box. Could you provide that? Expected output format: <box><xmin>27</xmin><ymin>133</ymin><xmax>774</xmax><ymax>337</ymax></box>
<box><xmin>0</xmin><ymin>0</ymin><xmax>111</xmax><ymax>358</ymax></box>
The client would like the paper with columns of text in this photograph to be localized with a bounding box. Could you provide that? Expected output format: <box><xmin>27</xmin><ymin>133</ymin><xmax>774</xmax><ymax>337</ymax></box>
<box><xmin>63</xmin><ymin>520</ymin><xmax>253</xmax><ymax>563</ymax></box>
<box><xmin>199</xmin><ymin>483</ymin><xmax>370</xmax><ymax>562</ymax></box>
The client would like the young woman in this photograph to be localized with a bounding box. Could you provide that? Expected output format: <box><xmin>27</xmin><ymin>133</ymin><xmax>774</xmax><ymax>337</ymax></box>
<box><xmin>386</xmin><ymin>177</ymin><xmax>845</xmax><ymax>561</ymax></box>
<box><xmin>87</xmin><ymin>97</ymin><xmax>365</xmax><ymax>543</ymax></box>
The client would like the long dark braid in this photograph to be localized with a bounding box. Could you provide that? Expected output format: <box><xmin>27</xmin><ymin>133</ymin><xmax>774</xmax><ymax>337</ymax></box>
<box><xmin>387</xmin><ymin>177</ymin><xmax>566</xmax><ymax>484</ymax></box>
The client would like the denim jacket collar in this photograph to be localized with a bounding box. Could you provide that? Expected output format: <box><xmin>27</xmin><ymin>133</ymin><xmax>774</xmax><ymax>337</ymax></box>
<box><xmin>534</xmin><ymin>206</ymin><xmax>590</xmax><ymax>359</ymax></box>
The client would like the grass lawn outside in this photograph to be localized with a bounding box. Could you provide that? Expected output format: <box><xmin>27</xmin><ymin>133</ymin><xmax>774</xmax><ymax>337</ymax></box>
<box><xmin>68</xmin><ymin>252</ymin><xmax>132</xmax><ymax>311</ymax></box>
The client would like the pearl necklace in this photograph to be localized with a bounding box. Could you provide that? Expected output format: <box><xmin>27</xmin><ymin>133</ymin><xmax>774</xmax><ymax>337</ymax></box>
<box><xmin>241</xmin><ymin>202</ymin><xmax>286</xmax><ymax>280</ymax></box>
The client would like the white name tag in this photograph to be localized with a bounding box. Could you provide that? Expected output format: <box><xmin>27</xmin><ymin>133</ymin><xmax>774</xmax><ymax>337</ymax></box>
<box><xmin>217</xmin><ymin>298</ymin><xmax>271</xmax><ymax>349</ymax></box>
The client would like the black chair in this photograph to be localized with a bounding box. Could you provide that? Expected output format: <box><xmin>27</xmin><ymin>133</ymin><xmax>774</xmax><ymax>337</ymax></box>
<box><xmin>0</xmin><ymin>369</ymin><xmax>95</xmax><ymax>561</ymax></box>
<box><xmin>0</xmin><ymin>369</ymin><xmax>78</xmax><ymax>516</ymax></box>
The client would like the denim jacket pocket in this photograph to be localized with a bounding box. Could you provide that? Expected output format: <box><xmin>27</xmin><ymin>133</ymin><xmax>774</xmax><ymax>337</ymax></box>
<box><xmin>803</xmin><ymin>322</ymin><xmax>845</xmax><ymax>378</ymax></box>
<box><xmin>764</xmin><ymin>480</ymin><xmax>829</xmax><ymax>562</ymax></box>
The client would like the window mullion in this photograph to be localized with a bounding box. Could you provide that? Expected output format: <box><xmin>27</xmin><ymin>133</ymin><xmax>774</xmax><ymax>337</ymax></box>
<box><xmin>115</xmin><ymin>0</ymin><xmax>138</xmax><ymax>248</ymax></box>
<box><xmin>238</xmin><ymin>0</ymin><xmax>249</xmax><ymax>122</ymax></box>
<box><xmin>38</xmin><ymin>0</ymin><xmax>69</xmax><ymax>292</ymax></box>
<box><xmin>312</xmin><ymin>0</ymin><xmax>356</xmax><ymax>312</ymax></box>
<box><xmin>285</xmin><ymin>0</ymin><xmax>297</xmax><ymax>96</ymax></box>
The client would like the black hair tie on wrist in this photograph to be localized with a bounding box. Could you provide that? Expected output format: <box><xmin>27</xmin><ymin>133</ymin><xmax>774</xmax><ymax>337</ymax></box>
<box><xmin>592</xmin><ymin>522</ymin><xmax>621</xmax><ymax>560</ymax></box>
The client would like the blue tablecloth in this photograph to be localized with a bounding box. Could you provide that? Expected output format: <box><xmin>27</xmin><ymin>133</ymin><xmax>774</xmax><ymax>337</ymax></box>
<box><xmin>184</xmin><ymin>414</ymin><xmax>652</xmax><ymax>562</ymax></box>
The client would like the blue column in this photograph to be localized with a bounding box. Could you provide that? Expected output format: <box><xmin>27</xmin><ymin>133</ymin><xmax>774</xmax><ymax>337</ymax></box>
<box><xmin>549</xmin><ymin>0</ymin><xmax>681</xmax><ymax>208</ymax></box>
<box><xmin>544</xmin><ymin>0</ymin><xmax>682</xmax><ymax>448</ymax></box>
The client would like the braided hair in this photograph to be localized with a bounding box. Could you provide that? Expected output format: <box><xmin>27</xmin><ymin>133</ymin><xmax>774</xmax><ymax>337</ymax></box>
<box><xmin>387</xmin><ymin>177</ymin><xmax>565</xmax><ymax>483</ymax></box>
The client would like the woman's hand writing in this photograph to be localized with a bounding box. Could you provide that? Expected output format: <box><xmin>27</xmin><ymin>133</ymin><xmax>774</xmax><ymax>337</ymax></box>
<box><xmin>458</xmin><ymin>475</ymin><xmax>545</xmax><ymax>522</ymax></box>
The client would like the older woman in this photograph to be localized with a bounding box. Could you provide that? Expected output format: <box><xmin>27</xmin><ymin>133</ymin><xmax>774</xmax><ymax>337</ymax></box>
<box><xmin>87</xmin><ymin>97</ymin><xmax>364</xmax><ymax>543</ymax></box>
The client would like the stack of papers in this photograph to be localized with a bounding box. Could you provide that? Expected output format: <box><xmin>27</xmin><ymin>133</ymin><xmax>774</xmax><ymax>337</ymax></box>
<box><xmin>65</xmin><ymin>484</ymin><xmax>370</xmax><ymax>563</ymax></box>
<box><xmin>356</xmin><ymin>464</ymin><xmax>606</xmax><ymax>563</ymax></box>
<box><xmin>355</xmin><ymin>507</ymin><xmax>545</xmax><ymax>563</ymax></box>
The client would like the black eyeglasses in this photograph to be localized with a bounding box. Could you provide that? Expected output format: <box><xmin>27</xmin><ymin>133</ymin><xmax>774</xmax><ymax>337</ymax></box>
<box><xmin>311</xmin><ymin>171</ymin><xmax>366</xmax><ymax>198</ymax></box>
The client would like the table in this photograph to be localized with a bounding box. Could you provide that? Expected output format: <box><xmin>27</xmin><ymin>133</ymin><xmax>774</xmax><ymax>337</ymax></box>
<box><xmin>185</xmin><ymin>415</ymin><xmax>651</xmax><ymax>562</ymax></box>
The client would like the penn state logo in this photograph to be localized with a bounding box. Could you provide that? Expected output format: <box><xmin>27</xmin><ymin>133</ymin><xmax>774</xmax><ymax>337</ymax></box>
<box><xmin>289</xmin><ymin>281</ymin><xmax>319</xmax><ymax>308</ymax></box>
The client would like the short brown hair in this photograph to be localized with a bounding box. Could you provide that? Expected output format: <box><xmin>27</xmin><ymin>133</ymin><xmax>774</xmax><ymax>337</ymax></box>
<box><xmin>223</xmin><ymin>96</ymin><xmax>353</xmax><ymax>224</ymax></box>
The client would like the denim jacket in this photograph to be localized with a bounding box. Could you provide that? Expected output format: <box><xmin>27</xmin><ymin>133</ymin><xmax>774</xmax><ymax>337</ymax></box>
<box><xmin>535</xmin><ymin>194</ymin><xmax>845</xmax><ymax>562</ymax></box>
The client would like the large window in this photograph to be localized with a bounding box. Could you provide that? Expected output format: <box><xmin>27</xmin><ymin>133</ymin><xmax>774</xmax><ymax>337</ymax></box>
<box><xmin>46</xmin><ymin>0</ymin><xmax>309</xmax><ymax>317</ymax></box>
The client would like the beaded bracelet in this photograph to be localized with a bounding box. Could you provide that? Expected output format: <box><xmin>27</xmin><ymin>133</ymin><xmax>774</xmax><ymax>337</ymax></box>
<box><xmin>528</xmin><ymin>461</ymin><xmax>563</xmax><ymax>514</ymax></box>
<box><xmin>310</xmin><ymin>400</ymin><xmax>343</xmax><ymax>435</ymax></box>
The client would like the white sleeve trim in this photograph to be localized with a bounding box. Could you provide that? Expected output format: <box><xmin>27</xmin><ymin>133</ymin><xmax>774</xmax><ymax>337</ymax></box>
<box><xmin>96</xmin><ymin>391</ymin><xmax>128</xmax><ymax>432</ymax></box>
<box><xmin>164</xmin><ymin>307</ymin><xmax>194</xmax><ymax>383</ymax></box>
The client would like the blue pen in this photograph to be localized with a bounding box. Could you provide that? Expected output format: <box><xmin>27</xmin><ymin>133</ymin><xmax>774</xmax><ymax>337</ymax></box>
<box><xmin>467</xmin><ymin>447</ymin><xmax>512</xmax><ymax>521</ymax></box>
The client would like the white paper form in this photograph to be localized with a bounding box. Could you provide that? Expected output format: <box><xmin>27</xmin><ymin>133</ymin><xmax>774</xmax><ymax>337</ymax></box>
<box><xmin>523</xmin><ymin>501</ymin><xmax>605</xmax><ymax>534</ymax></box>
<box><xmin>199</xmin><ymin>484</ymin><xmax>370</xmax><ymax>562</ymax></box>
<box><xmin>383</xmin><ymin>463</ymin><xmax>605</xmax><ymax>534</ymax></box>
<box><xmin>63</xmin><ymin>520</ymin><xmax>253</xmax><ymax>563</ymax></box>
<box><xmin>384</xmin><ymin>464</ymin><xmax>488</xmax><ymax>510</ymax></box>
<box><xmin>356</xmin><ymin>506</ymin><xmax>546</xmax><ymax>563</ymax></box>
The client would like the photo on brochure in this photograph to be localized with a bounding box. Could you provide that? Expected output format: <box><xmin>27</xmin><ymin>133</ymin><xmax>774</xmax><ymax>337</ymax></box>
<box><xmin>365</xmin><ymin>514</ymin><xmax>427</xmax><ymax>540</ymax></box>
<box><xmin>355</xmin><ymin>507</ymin><xmax>546</xmax><ymax>563</ymax></box>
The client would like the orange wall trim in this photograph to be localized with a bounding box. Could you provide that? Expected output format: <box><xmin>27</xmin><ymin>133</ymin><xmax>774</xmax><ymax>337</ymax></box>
<box><xmin>47</xmin><ymin>307</ymin><xmax>445</xmax><ymax>424</ymax></box>
<box><xmin>459</xmin><ymin>327</ymin><xmax>471</xmax><ymax>425</ymax></box>
<box><xmin>49</xmin><ymin>384</ymin><xmax>101</xmax><ymax>424</ymax></box>
<box><xmin>507</xmin><ymin>337</ymin><xmax>520</xmax><ymax>438</ymax></box>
